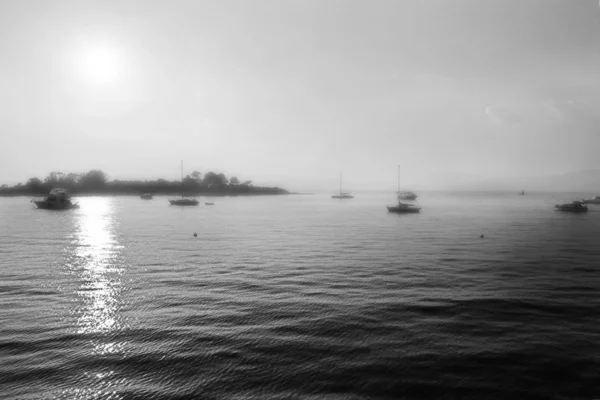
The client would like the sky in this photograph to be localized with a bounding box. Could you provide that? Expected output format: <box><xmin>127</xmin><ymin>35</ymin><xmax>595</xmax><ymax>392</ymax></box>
<box><xmin>1</xmin><ymin>0</ymin><xmax>600</xmax><ymax>191</ymax></box>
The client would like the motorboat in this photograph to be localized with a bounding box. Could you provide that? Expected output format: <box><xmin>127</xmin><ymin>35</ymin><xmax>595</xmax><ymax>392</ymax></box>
<box><xmin>387</xmin><ymin>202</ymin><xmax>421</xmax><ymax>213</ymax></box>
<box><xmin>205</xmin><ymin>202</ymin><xmax>214</xmax><ymax>205</ymax></box>
<box><xmin>32</xmin><ymin>188</ymin><xmax>79</xmax><ymax>210</ymax></box>
<box><xmin>140</xmin><ymin>193</ymin><xmax>153</xmax><ymax>200</ymax></box>
<box><xmin>397</xmin><ymin>191</ymin><xmax>417</xmax><ymax>200</ymax></box>
<box><xmin>554</xmin><ymin>201</ymin><xmax>588</xmax><ymax>212</ymax></box>
<box><xmin>582</xmin><ymin>196</ymin><xmax>600</xmax><ymax>204</ymax></box>
<box><xmin>331</xmin><ymin>172</ymin><xmax>354</xmax><ymax>199</ymax></box>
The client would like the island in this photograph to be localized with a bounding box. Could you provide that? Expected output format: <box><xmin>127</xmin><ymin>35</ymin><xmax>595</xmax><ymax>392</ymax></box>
<box><xmin>0</xmin><ymin>169</ymin><xmax>289</xmax><ymax>197</ymax></box>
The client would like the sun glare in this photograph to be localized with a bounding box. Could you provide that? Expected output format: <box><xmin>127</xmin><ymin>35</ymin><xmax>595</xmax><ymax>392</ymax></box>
<box><xmin>79</xmin><ymin>46</ymin><xmax>121</xmax><ymax>85</ymax></box>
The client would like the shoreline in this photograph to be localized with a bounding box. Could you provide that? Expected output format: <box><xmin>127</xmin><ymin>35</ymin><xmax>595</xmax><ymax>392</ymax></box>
<box><xmin>0</xmin><ymin>191</ymin><xmax>292</xmax><ymax>198</ymax></box>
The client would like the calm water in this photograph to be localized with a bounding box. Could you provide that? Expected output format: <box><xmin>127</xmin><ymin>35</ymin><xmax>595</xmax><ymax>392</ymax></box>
<box><xmin>1</xmin><ymin>192</ymin><xmax>600</xmax><ymax>399</ymax></box>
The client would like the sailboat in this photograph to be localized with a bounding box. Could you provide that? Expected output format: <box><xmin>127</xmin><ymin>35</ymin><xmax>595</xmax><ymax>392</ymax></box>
<box><xmin>387</xmin><ymin>165</ymin><xmax>420</xmax><ymax>213</ymax></box>
<box><xmin>331</xmin><ymin>172</ymin><xmax>354</xmax><ymax>199</ymax></box>
<box><xmin>396</xmin><ymin>165</ymin><xmax>417</xmax><ymax>200</ymax></box>
<box><xmin>169</xmin><ymin>161</ymin><xmax>199</xmax><ymax>206</ymax></box>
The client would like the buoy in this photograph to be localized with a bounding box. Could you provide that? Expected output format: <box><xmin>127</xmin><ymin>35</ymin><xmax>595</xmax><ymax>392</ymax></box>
<box><xmin>480</xmin><ymin>234</ymin><xmax>484</xmax><ymax>238</ymax></box>
<box><xmin>193</xmin><ymin>232</ymin><xmax>197</xmax><ymax>237</ymax></box>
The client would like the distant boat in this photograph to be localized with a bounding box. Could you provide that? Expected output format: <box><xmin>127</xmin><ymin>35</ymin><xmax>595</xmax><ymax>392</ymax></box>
<box><xmin>331</xmin><ymin>172</ymin><xmax>354</xmax><ymax>199</ymax></box>
<box><xmin>140</xmin><ymin>193</ymin><xmax>153</xmax><ymax>200</ymax></box>
<box><xmin>205</xmin><ymin>202</ymin><xmax>214</xmax><ymax>206</ymax></box>
<box><xmin>388</xmin><ymin>166</ymin><xmax>421</xmax><ymax>213</ymax></box>
<box><xmin>169</xmin><ymin>161</ymin><xmax>199</xmax><ymax>206</ymax></box>
<box><xmin>396</xmin><ymin>166</ymin><xmax>417</xmax><ymax>200</ymax></box>
<box><xmin>554</xmin><ymin>201</ymin><xmax>588</xmax><ymax>212</ymax></box>
<box><xmin>398</xmin><ymin>191</ymin><xmax>417</xmax><ymax>200</ymax></box>
<box><xmin>32</xmin><ymin>188</ymin><xmax>79</xmax><ymax>210</ymax></box>
<box><xmin>518</xmin><ymin>190</ymin><xmax>525</xmax><ymax>195</ymax></box>
<box><xmin>582</xmin><ymin>195</ymin><xmax>600</xmax><ymax>204</ymax></box>
<box><xmin>386</xmin><ymin>203</ymin><xmax>421</xmax><ymax>213</ymax></box>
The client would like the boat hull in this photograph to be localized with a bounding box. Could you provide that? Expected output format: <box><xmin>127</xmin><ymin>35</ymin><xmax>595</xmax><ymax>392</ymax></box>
<box><xmin>387</xmin><ymin>205</ymin><xmax>421</xmax><ymax>213</ymax></box>
<box><xmin>554</xmin><ymin>204</ymin><xmax>588</xmax><ymax>212</ymax></box>
<box><xmin>332</xmin><ymin>195</ymin><xmax>354</xmax><ymax>199</ymax></box>
<box><xmin>34</xmin><ymin>201</ymin><xmax>79</xmax><ymax>210</ymax></box>
<box><xmin>169</xmin><ymin>199</ymin><xmax>199</xmax><ymax>206</ymax></box>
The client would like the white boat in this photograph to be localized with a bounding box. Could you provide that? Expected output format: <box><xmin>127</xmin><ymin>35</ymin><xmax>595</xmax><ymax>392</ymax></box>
<box><xmin>331</xmin><ymin>172</ymin><xmax>354</xmax><ymax>199</ymax></box>
<box><xmin>388</xmin><ymin>166</ymin><xmax>421</xmax><ymax>213</ymax></box>
<box><xmin>582</xmin><ymin>196</ymin><xmax>600</xmax><ymax>204</ymax></box>
<box><xmin>169</xmin><ymin>161</ymin><xmax>199</xmax><ymax>206</ymax></box>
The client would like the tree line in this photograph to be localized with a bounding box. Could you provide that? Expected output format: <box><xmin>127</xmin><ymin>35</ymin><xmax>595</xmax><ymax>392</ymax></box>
<box><xmin>0</xmin><ymin>169</ymin><xmax>288</xmax><ymax>196</ymax></box>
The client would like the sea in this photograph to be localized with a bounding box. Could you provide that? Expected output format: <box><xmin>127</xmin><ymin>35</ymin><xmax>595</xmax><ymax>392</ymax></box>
<box><xmin>1</xmin><ymin>191</ymin><xmax>599</xmax><ymax>400</ymax></box>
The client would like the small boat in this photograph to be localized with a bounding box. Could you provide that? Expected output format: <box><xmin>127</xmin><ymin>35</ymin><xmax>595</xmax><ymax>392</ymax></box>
<box><xmin>205</xmin><ymin>202</ymin><xmax>214</xmax><ymax>205</ymax></box>
<box><xmin>332</xmin><ymin>192</ymin><xmax>354</xmax><ymax>199</ymax></box>
<box><xmin>331</xmin><ymin>172</ymin><xmax>354</xmax><ymax>199</ymax></box>
<box><xmin>169</xmin><ymin>161</ymin><xmax>199</xmax><ymax>206</ymax></box>
<box><xmin>518</xmin><ymin>190</ymin><xmax>525</xmax><ymax>195</ymax></box>
<box><xmin>396</xmin><ymin>166</ymin><xmax>417</xmax><ymax>200</ymax></box>
<box><xmin>398</xmin><ymin>191</ymin><xmax>417</xmax><ymax>200</ymax></box>
<box><xmin>387</xmin><ymin>166</ymin><xmax>421</xmax><ymax>213</ymax></box>
<box><xmin>554</xmin><ymin>201</ymin><xmax>588</xmax><ymax>212</ymax></box>
<box><xmin>32</xmin><ymin>188</ymin><xmax>79</xmax><ymax>210</ymax></box>
<box><xmin>170</xmin><ymin>198</ymin><xmax>199</xmax><ymax>206</ymax></box>
<box><xmin>387</xmin><ymin>202</ymin><xmax>421</xmax><ymax>213</ymax></box>
<box><xmin>582</xmin><ymin>196</ymin><xmax>600</xmax><ymax>204</ymax></box>
<box><xmin>140</xmin><ymin>193</ymin><xmax>153</xmax><ymax>200</ymax></box>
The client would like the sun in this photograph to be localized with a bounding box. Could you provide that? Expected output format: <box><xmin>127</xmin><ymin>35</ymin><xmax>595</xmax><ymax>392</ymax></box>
<box><xmin>79</xmin><ymin>45</ymin><xmax>121</xmax><ymax>85</ymax></box>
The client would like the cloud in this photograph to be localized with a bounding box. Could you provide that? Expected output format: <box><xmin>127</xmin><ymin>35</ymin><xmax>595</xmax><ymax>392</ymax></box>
<box><xmin>541</xmin><ymin>98</ymin><xmax>593</xmax><ymax>122</ymax></box>
<box><xmin>484</xmin><ymin>106</ymin><xmax>523</xmax><ymax>126</ymax></box>
<box><xmin>485</xmin><ymin>97</ymin><xmax>600</xmax><ymax>129</ymax></box>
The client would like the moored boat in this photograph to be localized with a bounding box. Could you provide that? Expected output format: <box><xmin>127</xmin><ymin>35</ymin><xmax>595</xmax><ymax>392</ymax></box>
<box><xmin>169</xmin><ymin>198</ymin><xmax>199</xmax><ymax>206</ymax></box>
<box><xmin>387</xmin><ymin>166</ymin><xmax>421</xmax><ymax>213</ymax></box>
<box><xmin>32</xmin><ymin>188</ymin><xmax>79</xmax><ymax>210</ymax></box>
<box><xmin>169</xmin><ymin>161</ymin><xmax>199</xmax><ymax>206</ymax></box>
<box><xmin>140</xmin><ymin>193</ymin><xmax>153</xmax><ymax>200</ymax></box>
<box><xmin>332</xmin><ymin>192</ymin><xmax>354</xmax><ymax>199</ymax></box>
<box><xmin>387</xmin><ymin>202</ymin><xmax>421</xmax><ymax>213</ymax></box>
<box><xmin>396</xmin><ymin>166</ymin><xmax>417</xmax><ymax>200</ymax></box>
<box><xmin>331</xmin><ymin>172</ymin><xmax>354</xmax><ymax>199</ymax></box>
<box><xmin>398</xmin><ymin>191</ymin><xmax>417</xmax><ymax>200</ymax></box>
<box><xmin>554</xmin><ymin>201</ymin><xmax>588</xmax><ymax>212</ymax></box>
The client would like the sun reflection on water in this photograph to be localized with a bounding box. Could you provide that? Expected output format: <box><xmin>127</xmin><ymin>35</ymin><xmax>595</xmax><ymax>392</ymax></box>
<box><xmin>68</xmin><ymin>197</ymin><xmax>126</xmax><ymax>342</ymax></box>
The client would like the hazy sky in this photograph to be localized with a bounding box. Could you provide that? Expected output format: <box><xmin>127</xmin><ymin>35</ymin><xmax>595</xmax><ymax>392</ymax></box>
<box><xmin>1</xmin><ymin>0</ymin><xmax>599</xmax><ymax>190</ymax></box>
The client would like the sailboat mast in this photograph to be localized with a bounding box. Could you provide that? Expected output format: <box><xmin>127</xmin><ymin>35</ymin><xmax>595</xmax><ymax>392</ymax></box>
<box><xmin>181</xmin><ymin>160</ymin><xmax>183</xmax><ymax>199</ymax></box>
<box><xmin>397</xmin><ymin>165</ymin><xmax>400</xmax><ymax>193</ymax></box>
<box><xmin>340</xmin><ymin>172</ymin><xmax>342</xmax><ymax>194</ymax></box>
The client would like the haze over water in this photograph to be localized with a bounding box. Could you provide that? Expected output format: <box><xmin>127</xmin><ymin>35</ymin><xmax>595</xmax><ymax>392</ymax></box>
<box><xmin>2</xmin><ymin>192</ymin><xmax>600</xmax><ymax>399</ymax></box>
<box><xmin>1</xmin><ymin>0</ymin><xmax>600</xmax><ymax>187</ymax></box>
